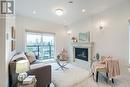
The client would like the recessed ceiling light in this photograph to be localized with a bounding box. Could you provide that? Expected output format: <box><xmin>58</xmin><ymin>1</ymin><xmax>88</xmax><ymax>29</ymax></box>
<box><xmin>82</xmin><ymin>9</ymin><xmax>86</xmax><ymax>13</ymax></box>
<box><xmin>55</xmin><ymin>9</ymin><xmax>64</xmax><ymax>16</ymax></box>
<box><xmin>32</xmin><ymin>10</ymin><xmax>36</xmax><ymax>14</ymax></box>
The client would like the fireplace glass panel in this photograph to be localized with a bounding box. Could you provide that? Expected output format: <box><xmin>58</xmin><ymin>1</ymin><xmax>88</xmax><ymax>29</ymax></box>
<box><xmin>75</xmin><ymin>48</ymin><xmax>88</xmax><ymax>61</ymax></box>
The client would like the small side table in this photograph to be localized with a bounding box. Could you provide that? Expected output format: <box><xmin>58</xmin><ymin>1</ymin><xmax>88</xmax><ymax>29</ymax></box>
<box><xmin>17</xmin><ymin>78</ymin><xmax>37</xmax><ymax>87</ymax></box>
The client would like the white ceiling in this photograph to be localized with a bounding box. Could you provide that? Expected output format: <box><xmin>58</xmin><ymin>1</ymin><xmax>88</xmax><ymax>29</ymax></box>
<box><xmin>16</xmin><ymin>0</ymin><xmax>127</xmax><ymax>25</ymax></box>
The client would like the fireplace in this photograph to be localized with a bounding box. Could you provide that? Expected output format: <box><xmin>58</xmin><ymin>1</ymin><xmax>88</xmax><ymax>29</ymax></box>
<box><xmin>75</xmin><ymin>48</ymin><xmax>88</xmax><ymax>61</ymax></box>
<box><xmin>68</xmin><ymin>42</ymin><xmax>93</xmax><ymax>69</ymax></box>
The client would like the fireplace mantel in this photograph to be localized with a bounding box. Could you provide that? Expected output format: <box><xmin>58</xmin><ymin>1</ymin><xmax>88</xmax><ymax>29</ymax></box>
<box><xmin>72</xmin><ymin>42</ymin><xmax>93</xmax><ymax>48</ymax></box>
<box><xmin>69</xmin><ymin>42</ymin><xmax>94</xmax><ymax>67</ymax></box>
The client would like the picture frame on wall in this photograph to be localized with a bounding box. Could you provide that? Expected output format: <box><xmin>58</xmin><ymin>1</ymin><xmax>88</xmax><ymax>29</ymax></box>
<box><xmin>11</xmin><ymin>26</ymin><xmax>16</xmax><ymax>51</ymax></box>
<box><xmin>79</xmin><ymin>32</ymin><xmax>90</xmax><ymax>42</ymax></box>
<box><xmin>11</xmin><ymin>26</ymin><xmax>15</xmax><ymax>39</ymax></box>
<box><xmin>11</xmin><ymin>40</ymin><xmax>15</xmax><ymax>51</ymax></box>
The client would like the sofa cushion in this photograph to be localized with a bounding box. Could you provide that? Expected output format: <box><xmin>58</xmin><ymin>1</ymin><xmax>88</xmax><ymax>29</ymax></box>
<box><xmin>26</xmin><ymin>52</ymin><xmax>36</xmax><ymax>64</ymax></box>
<box><xmin>14</xmin><ymin>57</ymin><xmax>27</xmax><ymax>62</ymax></box>
<box><xmin>11</xmin><ymin>52</ymin><xmax>27</xmax><ymax>61</ymax></box>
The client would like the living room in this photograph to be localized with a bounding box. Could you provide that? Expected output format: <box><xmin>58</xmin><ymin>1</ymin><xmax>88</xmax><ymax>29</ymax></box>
<box><xmin>0</xmin><ymin>0</ymin><xmax>130</xmax><ymax>87</ymax></box>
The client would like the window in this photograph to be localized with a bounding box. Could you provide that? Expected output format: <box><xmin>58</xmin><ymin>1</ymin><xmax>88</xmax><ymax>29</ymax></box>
<box><xmin>26</xmin><ymin>32</ymin><xmax>55</xmax><ymax>60</ymax></box>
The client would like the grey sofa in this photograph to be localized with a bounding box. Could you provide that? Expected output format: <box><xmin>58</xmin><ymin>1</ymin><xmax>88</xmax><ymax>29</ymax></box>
<box><xmin>9</xmin><ymin>52</ymin><xmax>51</xmax><ymax>87</ymax></box>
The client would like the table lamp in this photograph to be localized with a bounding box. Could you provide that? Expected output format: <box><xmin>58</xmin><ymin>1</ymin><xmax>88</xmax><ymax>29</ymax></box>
<box><xmin>16</xmin><ymin>60</ymin><xmax>29</xmax><ymax>81</ymax></box>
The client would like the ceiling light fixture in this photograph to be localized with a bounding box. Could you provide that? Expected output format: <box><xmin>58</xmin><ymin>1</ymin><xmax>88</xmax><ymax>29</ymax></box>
<box><xmin>32</xmin><ymin>10</ymin><xmax>36</xmax><ymax>14</ymax></box>
<box><xmin>55</xmin><ymin>9</ymin><xmax>64</xmax><ymax>16</ymax></box>
<box><xmin>82</xmin><ymin>9</ymin><xmax>86</xmax><ymax>13</ymax></box>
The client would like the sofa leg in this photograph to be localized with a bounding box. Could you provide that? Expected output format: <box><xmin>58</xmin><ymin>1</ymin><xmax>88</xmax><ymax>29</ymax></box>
<box><xmin>47</xmin><ymin>84</ymin><xmax>50</xmax><ymax>87</ymax></box>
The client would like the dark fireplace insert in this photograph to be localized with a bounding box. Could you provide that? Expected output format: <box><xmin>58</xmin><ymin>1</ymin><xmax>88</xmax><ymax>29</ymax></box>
<box><xmin>75</xmin><ymin>47</ymin><xmax>88</xmax><ymax>61</ymax></box>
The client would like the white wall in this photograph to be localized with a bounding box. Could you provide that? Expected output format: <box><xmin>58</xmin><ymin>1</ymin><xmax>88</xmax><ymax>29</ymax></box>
<box><xmin>6</xmin><ymin>17</ymin><xmax>16</xmax><ymax>87</ymax></box>
<box><xmin>129</xmin><ymin>19</ymin><xmax>130</xmax><ymax>64</ymax></box>
<box><xmin>16</xmin><ymin>15</ymin><xmax>68</xmax><ymax>56</ymax></box>
<box><xmin>0</xmin><ymin>17</ymin><xmax>6</xmax><ymax>87</ymax></box>
<box><xmin>0</xmin><ymin>12</ymin><xmax>15</xmax><ymax>87</ymax></box>
<box><xmin>70</xmin><ymin>0</ymin><xmax>130</xmax><ymax>68</ymax></box>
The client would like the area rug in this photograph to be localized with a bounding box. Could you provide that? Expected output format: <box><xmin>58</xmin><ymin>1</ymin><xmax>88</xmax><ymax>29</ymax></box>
<box><xmin>50</xmin><ymin>63</ymin><xmax>90</xmax><ymax>87</ymax></box>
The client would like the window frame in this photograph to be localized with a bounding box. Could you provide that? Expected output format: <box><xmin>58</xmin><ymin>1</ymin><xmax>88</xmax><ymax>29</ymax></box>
<box><xmin>25</xmin><ymin>30</ymin><xmax>56</xmax><ymax>60</ymax></box>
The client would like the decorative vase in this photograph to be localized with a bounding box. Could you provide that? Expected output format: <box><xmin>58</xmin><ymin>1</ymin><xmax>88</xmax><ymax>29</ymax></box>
<box><xmin>96</xmin><ymin>53</ymin><xmax>100</xmax><ymax>60</ymax></box>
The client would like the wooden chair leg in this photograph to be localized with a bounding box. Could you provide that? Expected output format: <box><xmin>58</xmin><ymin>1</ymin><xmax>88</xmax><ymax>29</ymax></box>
<box><xmin>106</xmin><ymin>72</ymin><xmax>108</xmax><ymax>83</ymax></box>
<box><xmin>106</xmin><ymin>72</ymin><xmax>114</xmax><ymax>84</ymax></box>
<box><xmin>96</xmin><ymin>71</ymin><xmax>99</xmax><ymax>82</ymax></box>
<box><xmin>112</xmin><ymin>78</ymin><xmax>114</xmax><ymax>84</ymax></box>
<box><xmin>92</xmin><ymin>73</ymin><xmax>94</xmax><ymax>80</ymax></box>
<box><xmin>106</xmin><ymin>72</ymin><xmax>108</xmax><ymax>77</ymax></box>
<box><xmin>92</xmin><ymin>73</ymin><xmax>94</xmax><ymax>75</ymax></box>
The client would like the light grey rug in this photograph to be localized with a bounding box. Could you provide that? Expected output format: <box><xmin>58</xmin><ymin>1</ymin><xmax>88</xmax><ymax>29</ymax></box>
<box><xmin>50</xmin><ymin>63</ymin><xmax>90</xmax><ymax>87</ymax></box>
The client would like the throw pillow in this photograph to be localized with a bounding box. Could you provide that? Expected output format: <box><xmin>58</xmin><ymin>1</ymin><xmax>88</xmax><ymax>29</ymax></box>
<box><xmin>13</xmin><ymin>57</ymin><xmax>26</xmax><ymax>62</ymax></box>
<box><xmin>11</xmin><ymin>52</ymin><xmax>28</xmax><ymax>61</ymax></box>
<box><xmin>26</xmin><ymin>52</ymin><xmax>36</xmax><ymax>64</ymax></box>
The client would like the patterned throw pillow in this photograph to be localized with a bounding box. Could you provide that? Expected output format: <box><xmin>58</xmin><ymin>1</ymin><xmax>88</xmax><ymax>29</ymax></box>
<box><xmin>26</xmin><ymin>52</ymin><xmax>36</xmax><ymax>64</ymax></box>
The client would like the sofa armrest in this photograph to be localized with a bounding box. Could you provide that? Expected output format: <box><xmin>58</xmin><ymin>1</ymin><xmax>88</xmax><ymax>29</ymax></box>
<box><xmin>9</xmin><ymin>61</ymin><xmax>18</xmax><ymax>87</ymax></box>
<box><xmin>27</xmin><ymin>65</ymin><xmax>51</xmax><ymax>87</ymax></box>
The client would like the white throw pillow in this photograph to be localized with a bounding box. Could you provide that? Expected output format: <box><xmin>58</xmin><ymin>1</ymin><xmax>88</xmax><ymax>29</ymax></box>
<box><xmin>26</xmin><ymin>52</ymin><xmax>36</xmax><ymax>64</ymax></box>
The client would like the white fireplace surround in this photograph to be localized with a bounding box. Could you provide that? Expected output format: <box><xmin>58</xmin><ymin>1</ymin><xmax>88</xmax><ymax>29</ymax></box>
<box><xmin>72</xmin><ymin>42</ymin><xmax>93</xmax><ymax>62</ymax></box>
<box><xmin>69</xmin><ymin>42</ymin><xmax>94</xmax><ymax>69</ymax></box>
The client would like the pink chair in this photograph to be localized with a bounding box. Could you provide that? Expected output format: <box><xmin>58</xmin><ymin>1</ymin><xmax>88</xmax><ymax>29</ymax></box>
<box><xmin>92</xmin><ymin>57</ymin><xmax>120</xmax><ymax>83</ymax></box>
